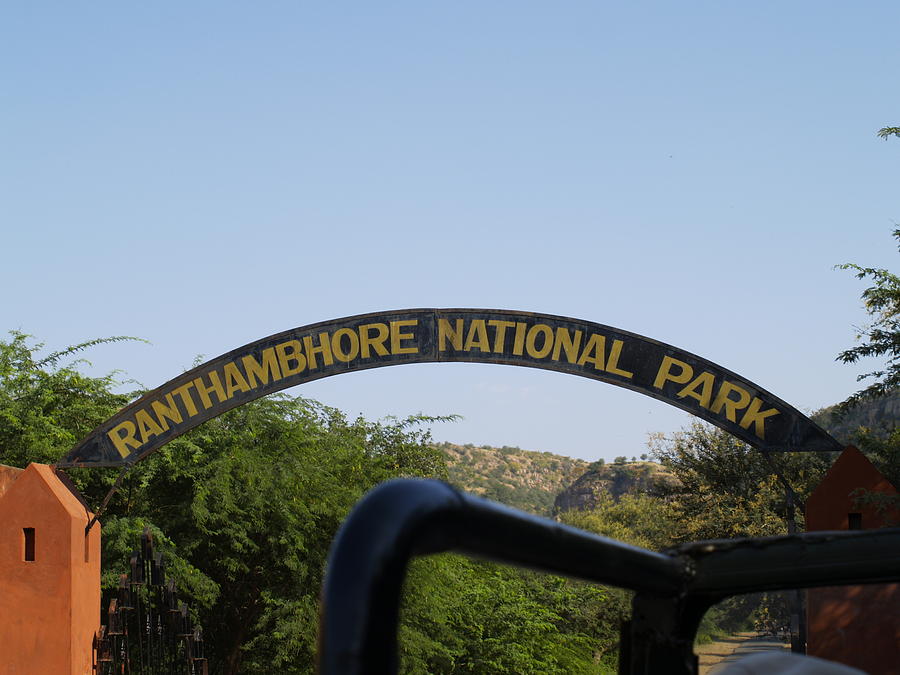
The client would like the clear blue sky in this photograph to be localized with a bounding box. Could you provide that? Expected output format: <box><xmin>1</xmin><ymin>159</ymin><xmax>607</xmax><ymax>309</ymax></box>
<box><xmin>2</xmin><ymin>2</ymin><xmax>898</xmax><ymax>461</ymax></box>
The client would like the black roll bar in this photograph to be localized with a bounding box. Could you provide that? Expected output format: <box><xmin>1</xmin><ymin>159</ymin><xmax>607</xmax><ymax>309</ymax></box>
<box><xmin>318</xmin><ymin>479</ymin><xmax>900</xmax><ymax>675</ymax></box>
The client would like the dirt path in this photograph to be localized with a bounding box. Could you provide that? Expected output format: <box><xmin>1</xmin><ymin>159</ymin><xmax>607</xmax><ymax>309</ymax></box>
<box><xmin>696</xmin><ymin>631</ymin><xmax>789</xmax><ymax>674</ymax></box>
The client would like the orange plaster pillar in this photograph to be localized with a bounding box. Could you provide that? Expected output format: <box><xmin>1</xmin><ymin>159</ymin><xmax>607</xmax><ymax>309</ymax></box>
<box><xmin>0</xmin><ymin>463</ymin><xmax>101</xmax><ymax>674</ymax></box>
<box><xmin>805</xmin><ymin>446</ymin><xmax>900</xmax><ymax>674</ymax></box>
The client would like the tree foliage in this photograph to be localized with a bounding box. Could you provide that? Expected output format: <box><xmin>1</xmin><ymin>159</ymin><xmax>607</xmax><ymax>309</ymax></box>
<box><xmin>0</xmin><ymin>331</ymin><xmax>134</xmax><ymax>466</ymax></box>
<box><xmin>835</xmin><ymin>229</ymin><xmax>900</xmax><ymax>411</ymax></box>
<box><xmin>832</xmin><ymin>218</ymin><xmax>900</xmax><ymax>518</ymax></box>
<box><xmin>649</xmin><ymin>423</ymin><xmax>832</xmax><ymax>540</ymax></box>
<box><xmin>835</xmin><ymin>128</ymin><xmax>900</xmax><ymax>409</ymax></box>
<box><xmin>558</xmin><ymin>493</ymin><xmax>676</xmax><ymax>551</ymax></box>
<box><xmin>401</xmin><ymin>556</ymin><xmax>613</xmax><ymax>674</ymax></box>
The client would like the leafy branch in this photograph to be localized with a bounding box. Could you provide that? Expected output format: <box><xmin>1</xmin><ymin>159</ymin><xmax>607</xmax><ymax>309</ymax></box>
<box><xmin>834</xmin><ymin>230</ymin><xmax>900</xmax><ymax>413</ymax></box>
<box><xmin>35</xmin><ymin>335</ymin><xmax>148</xmax><ymax>369</ymax></box>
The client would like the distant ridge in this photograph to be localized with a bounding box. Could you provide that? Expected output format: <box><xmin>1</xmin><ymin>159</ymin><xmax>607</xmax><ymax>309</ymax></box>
<box><xmin>553</xmin><ymin>460</ymin><xmax>679</xmax><ymax>513</ymax></box>
<box><xmin>438</xmin><ymin>443</ymin><xmax>676</xmax><ymax>516</ymax></box>
<box><xmin>812</xmin><ymin>391</ymin><xmax>900</xmax><ymax>444</ymax></box>
<box><xmin>438</xmin><ymin>394</ymin><xmax>900</xmax><ymax>519</ymax></box>
<box><xmin>437</xmin><ymin>442</ymin><xmax>588</xmax><ymax>515</ymax></box>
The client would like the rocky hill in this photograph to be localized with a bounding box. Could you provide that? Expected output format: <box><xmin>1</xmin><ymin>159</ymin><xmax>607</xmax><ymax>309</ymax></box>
<box><xmin>553</xmin><ymin>460</ymin><xmax>680</xmax><ymax>513</ymax></box>
<box><xmin>437</xmin><ymin>393</ymin><xmax>899</xmax><ymax>519</ymax></box>
<box><xmin>438</xmin><ymin>443</ymin><xmax>678</xmax><ymax>516</ymax></box>
<box><xmin>812</xmin><ymin>391</ymin><xmax>900</xmax><ymax>444</ymax></box>
<box><xmin>437</xmin><ymin>442</ymin><xmax>589</xmax><ymax>515</ymax></box>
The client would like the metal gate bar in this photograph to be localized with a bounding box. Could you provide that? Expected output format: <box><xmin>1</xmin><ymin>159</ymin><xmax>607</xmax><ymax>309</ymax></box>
<box><xmin>318</xmin><ymin>478</ymin><xmax>900</xmax><ymax>675</ymax></box>
<box><xmin>623</xmin><ymin>530</ymin><xmax>900</xmax><ymax>674</ymax></box>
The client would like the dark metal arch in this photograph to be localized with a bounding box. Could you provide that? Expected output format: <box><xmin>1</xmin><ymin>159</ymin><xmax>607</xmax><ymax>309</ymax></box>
<box><xmin>58</xmin><ymin>309</ymin><xmax>841</xmax><ymax>467</ymax></box>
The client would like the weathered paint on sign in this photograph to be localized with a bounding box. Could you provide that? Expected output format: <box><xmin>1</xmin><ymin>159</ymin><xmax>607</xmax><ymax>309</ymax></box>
<box><xmin>57</xmin><ymin>309</ymin><xmax>842</xmax><ymax>467</ymax></box>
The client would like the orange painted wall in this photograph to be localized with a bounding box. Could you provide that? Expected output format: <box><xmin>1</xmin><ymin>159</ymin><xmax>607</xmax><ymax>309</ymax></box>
<box><xmin>805</xmin><ymin>446</ymin><xmax>900</xmax><ymax>674</ymax></box>
<box><xmin>0</xmin><ymin>463</ymin><xmax>100</xmax><ymax>675</ymax></box>
<box><xmin>0</xmin><ymin>465</ymin><xmax>23</xmax><ymax>499</ymax></box>
<box><xmin>806</xmin><ymin>446</ymin><xmax>898</xmax><ymax>531</ymax></box>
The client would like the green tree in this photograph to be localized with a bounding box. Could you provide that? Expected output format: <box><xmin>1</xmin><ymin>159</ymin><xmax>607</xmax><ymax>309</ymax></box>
<box><xmin>0</xmin><ymin>331</ymin><xmax>135</xmax><ymax>467</ymax></box>
<box><xmin>103</xmin><ymin>398</ymin><xmax>451</xmax><ymax>674</ymax></box>
<box><xmin>649</xmin><ymin>423</ymin><xmax>831</xmax><ymax>541</ymax></box>
<box><xmin>558</xmin><ymin>493</ymin><xmax>676</xmax><ymax>551</ymax></box>
<box><xmin>400</xmin><ymin>555</ymin><xmax>613</xmax><ymax>674</ymax></box>
<box><xmin>834</xmin><ymin>224</ymin><xmax>900</xmax><ymax>520</ymax></box>
<box><xmin>835</xmin><ymin>228</ymin><xmax>900</xmax><ymax>411</ymax></box>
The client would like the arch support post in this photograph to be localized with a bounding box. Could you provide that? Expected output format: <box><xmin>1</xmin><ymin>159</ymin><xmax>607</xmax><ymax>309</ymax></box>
<box><xmin>0</xmin><ymin>464</ymin><xmax>100</xmax><ymax>674</ymax></box>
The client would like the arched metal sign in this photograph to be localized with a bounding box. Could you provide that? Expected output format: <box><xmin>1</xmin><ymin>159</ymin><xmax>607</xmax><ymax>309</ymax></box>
<box><xmin>57</xmin><ymin>309</ymin><xmax>842</xmax><ymax>467</ymax></box>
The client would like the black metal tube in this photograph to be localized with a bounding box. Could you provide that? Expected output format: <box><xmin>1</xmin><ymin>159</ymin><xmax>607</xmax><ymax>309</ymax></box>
<box><xmin>318</xmin><ymin>478</ymin><xmax>684</xmax><ymax>675</ymax></box>
<box><xmin>677</xmin><ymin>528</ymin><xmax>900</xmax><ymax>597</ymax></box>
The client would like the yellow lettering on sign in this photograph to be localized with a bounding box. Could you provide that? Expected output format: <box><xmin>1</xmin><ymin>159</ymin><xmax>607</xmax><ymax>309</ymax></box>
<box><xmin>677</xmin><ymin>371</ymin><xmax>716</xmax><ymax>409</ymax></box>
<box><xmin>710</xmin><ymin>381</ymin><xmax>752</xmax><ymax>422</ymax></box>
<box><xmin>526</xmin><ymin>324</ymin><xmax>553</xmax><ymax>359</ymax></box>
<box><xmin>223</xmin><ymin>361</ymin><xmax>251</xmax><ymax>398</ymax></box>
<box><xmin>360</xmin><ymin>323</ymin><xmax>390</xmax><ymax>358</ymax></box>
<box><xmin>739</xmin><ymin>397</ymin><xmax>780</xmax><ymax>439</ymax></box>
<box><xmin>653</xmin><ymin>356</ymin><xmax>693</xmax><ymax>389</ymax></box>
<box><xmin>108</xmin><ymin>421</ymin><xmax>141</xmax><ymax>458</ymax></box>
<box><xmin>243</xmin><ymin>348</ymin><xmax>282</xmax><ymax>388</ymax></box>
<box><xmin>512</xmin><ymin>322</ymin><xmax>527</xmax><ymax>356</ymax></box>
<box><xmin>606</xmin><ymin>340</ymin><xmax>633</xmax><ymax>378</ymax></box>
<box><xmin>193</xmin><ymin>371</ymin><xmax>228</xmax><ymax>410</ymax></box>
<box><xmin>304</xmin><ymin>332</ymin><xmax>334</xmax><ymax>370</ymax></box>
<box><xmin>464</xmin><ymin>320</ymin><xmax>491</xmax><ymax>352</ymax></box>
<box><xmin>488</xmin><ymin>320</ymin><xmax>515</xmax><ymax>353</ymax></box>
<box><xmin>332</xmin><ymin>328</ymin><xmax>360</xmax><ymax>363</ymax></box>
<box><xmin>438</xmin><ymin>319</ymin><xmax>463</xmax><ymax>351</ymax></box>
<box><xmin>275</xmin><ymin>340</ymin><xmax>306</xmax><ymax>377</ymax></box>
<box><xmin>151</xmin><ymin>394</ymin><xmax>183</xmax><ymax>431</ymax></box>
<box><xmin>135</xmin><ymin>408</ymin><xmax>165</xmax><ymax>444</ymax></box>
<box><xmin>390</xmin><ymin>320</ymin><xmax>418</xmax><ymax>354</ymax></box>
<box><xmin>171</xmin><ymin>383</ymin><xmax>200</xmax><ymax>417</ymax></box>
<box><xmin>577</xmin><ymin>334</ymin><xmax>607</xmax><ymax>370</ymax></box>
<box><xmin>552</xmin><ymin>327</ymin><xmax>582</xmax><ymax>363</ymax></box>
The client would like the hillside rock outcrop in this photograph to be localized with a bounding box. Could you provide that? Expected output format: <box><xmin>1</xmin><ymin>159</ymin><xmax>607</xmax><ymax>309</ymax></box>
<box><xmin>554</xmin><ymin>461</ymin><xmax>679</xmax><ymax>512</ymax></box>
